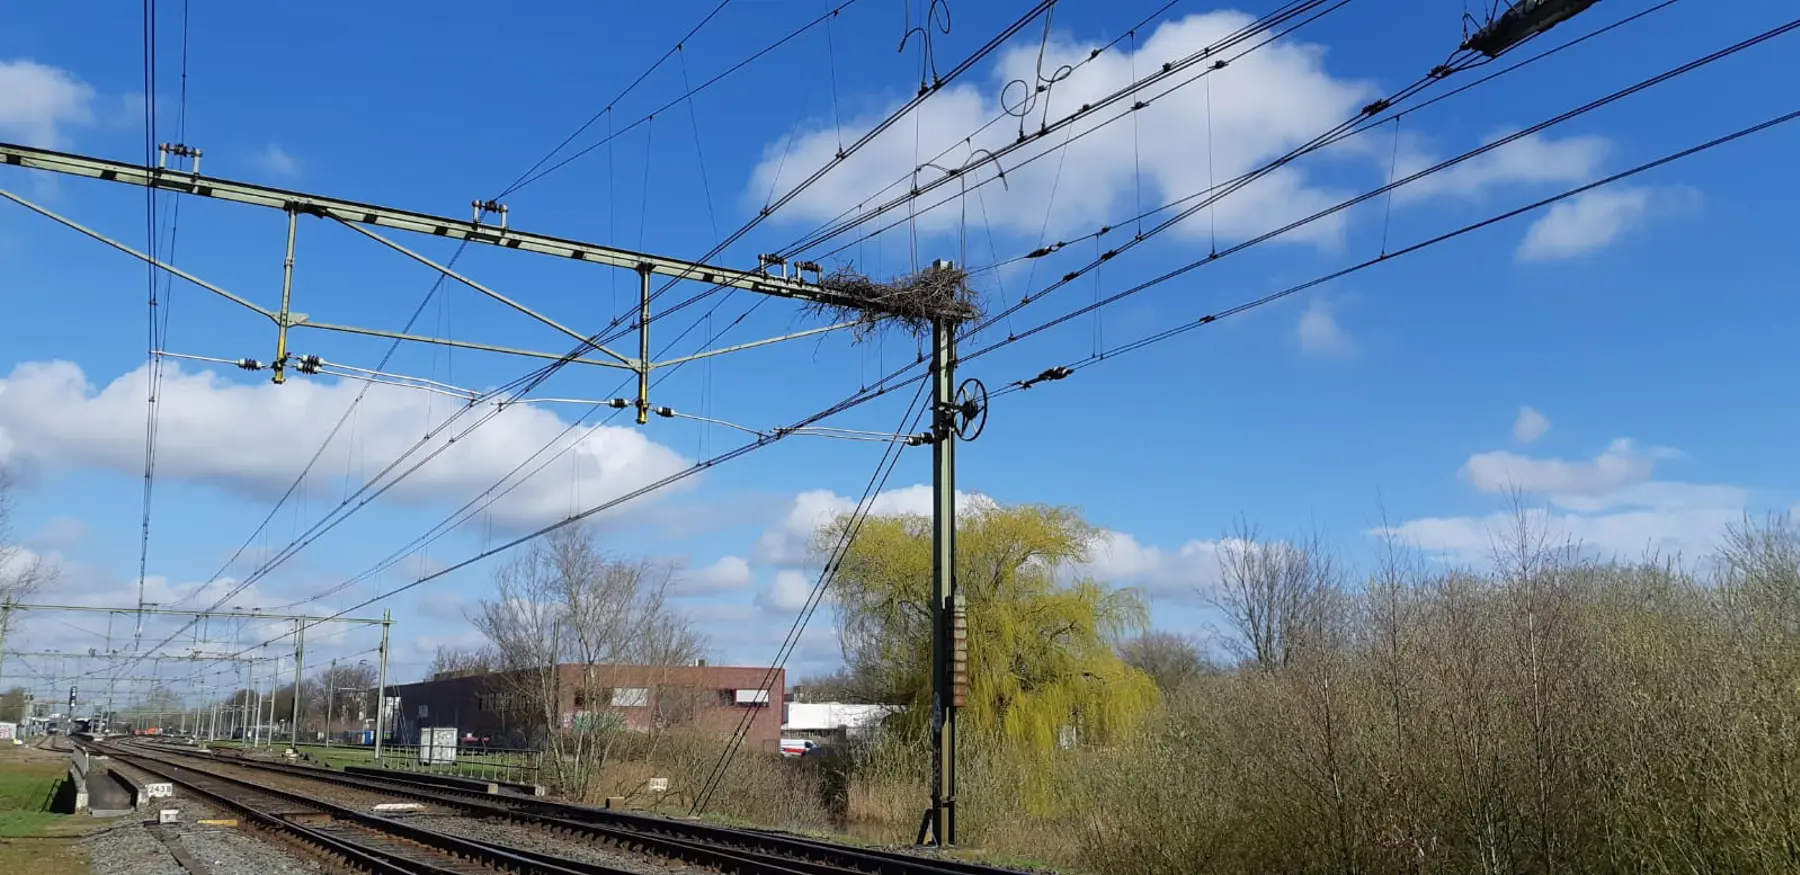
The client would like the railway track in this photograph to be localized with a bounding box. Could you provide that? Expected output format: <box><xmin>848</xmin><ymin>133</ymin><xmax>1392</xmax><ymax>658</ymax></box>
<box><xmin>109</xmin><ymin>739</ymin><xmax>1025</xmax><ymax>875</ymax></box>
<box><xmin>96</xmin><ymin>741</ymin><xmax>709</xmax><ymax>875</ymax></box>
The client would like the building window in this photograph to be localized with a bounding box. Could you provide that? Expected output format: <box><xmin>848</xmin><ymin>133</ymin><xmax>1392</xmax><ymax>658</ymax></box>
<box><xmin>733</xmin><ymin>688</ymin><xmax>770</xmax><ymax>706</ymax></box>
<box><xmin>612</xmin><ymin>687</ymin><xmax>649</xmax><ymax>708</ymax></box>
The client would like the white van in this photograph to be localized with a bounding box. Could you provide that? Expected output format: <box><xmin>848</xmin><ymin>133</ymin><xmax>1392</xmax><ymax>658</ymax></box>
<box><xmin>779</xmin><ymin>738</ymin><xmax>818</xmax><ymax>757</ymax></box>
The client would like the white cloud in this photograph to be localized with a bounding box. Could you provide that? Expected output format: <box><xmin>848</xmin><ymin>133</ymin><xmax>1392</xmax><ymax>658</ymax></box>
<box><xmin>1512</xmin><ymin>406</ymin><xmax>1550</xmax><ymax>444</ymax></box>
<box><xmin>1386</xmin><ymin>434</ymin><xmax>1749</xmax><ymax>564</ymax></box>
<box><xmin>678</xmin><ymin>555</ymin><xmax>753</xmax><ymax>596</ymax></box>
<box><xmin>255</xmin><ymin>144</ymin><xmax>300</xmax><ymax>178</ymax></box>
<box><xmin>0</xmin><ymin>59</ymin><xmax>95</xmax><ymax>147</ymax></box>
<box><xmin>1382</xmin><ymin>502</ymin><xmax>1743</xmax><ymax>565</ymax></box>
<box><xmin>757</xmin><ymin>569</ymin><xmax>821</xmax><ymax>613</ymax></box>
<box><xmin>1462</xmin><ymin>438</ymin><xmax>1667</xmax><ymax>498</ymax></box>
<box><xmin>1394</xmin><ymin>131</ymin><xmax>1608</xmax><ymax>204</ymax></box>
<box><xmin>1517</xmin><ymin>187</ymin><xmax>1654</xmax><ymax>262</ymax></box>
<box><xmin>750</xmin><ymin>11</ymin><xmax>1378</xmax><ymax>248</ymax></box>
<box><xmin>753</xmin><ymin>484</ymin><xmax>992</xmax><ymax>567</ymax></box>
<box><xmin>29</xmin><ymin>515</ymin><xmax>88</xmax><ymax>550</ymax></box>
<box><xmin>1296</xmin><ymin>297</ymin><xmax>1356</xmax><ymax>357</ymax></box>
<box><xmin>0</xmin><ymin>360</ymin><xmax>692</xmax><ymax>527</ymax></box>
<box><xmin>1076</xmin><ymin>529</ymin><xmax>1223</xmax><ymax>597</ymax></box>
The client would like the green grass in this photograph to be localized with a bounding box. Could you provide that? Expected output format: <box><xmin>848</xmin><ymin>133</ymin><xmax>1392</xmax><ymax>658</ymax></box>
<box><xmin>0</xmin><ymin>810</ymin><xmax>64</xmax><ymax>839</ymax></box>
<box><xmin>210</xmin><ymin>740</ymin><xmax>538</xmax><ymax>782</ymax></box>
<box><xmin>0</xmin><ymin>759</ymin><xmax>64</xmax><ymax>815</ymax></box>
<box><xmin>0</xmin><ymin>750</ymin><xmax>88</xmax><ymax>873</ymax></box>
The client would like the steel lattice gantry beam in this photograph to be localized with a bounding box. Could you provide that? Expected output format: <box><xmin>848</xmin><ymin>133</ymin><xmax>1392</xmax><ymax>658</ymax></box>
<box><xmin>0</xmin><ymin>142</ymin><xmax>848</xmax><ymax>302</ymax></box>
<box><xmin>0</xmin><ymin>140</ymin><xmax>880</xmax><ymax>419</ymax></box>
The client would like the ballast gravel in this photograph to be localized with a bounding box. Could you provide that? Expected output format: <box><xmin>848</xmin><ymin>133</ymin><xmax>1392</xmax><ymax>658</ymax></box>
<box><xmin>409</xmin><ymin>814</ymin><xmax>715</xmax><ymax>875</ymax></box>
<box><xmin>81</xmin><ymin>760</ymin><xmax>325</xmax><ymax>875</ymax></box>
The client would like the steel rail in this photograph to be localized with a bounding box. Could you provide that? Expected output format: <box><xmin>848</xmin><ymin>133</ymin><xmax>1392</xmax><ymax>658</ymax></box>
<box><xmin>99</xmin><ymin>742</ymin><xmax>648</xmax><ymax>875</ymax></box>
<box><xmin>131</xmin><ymin>740</ymin><xmax>1026</xmax><ymax>875</ymax></box>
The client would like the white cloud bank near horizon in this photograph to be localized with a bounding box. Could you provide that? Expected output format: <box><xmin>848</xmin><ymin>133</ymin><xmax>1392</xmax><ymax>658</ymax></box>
<box><xmin>0</xmin><ymin>360</ymin><xmax>693</xmax><ymax>528</ymax></box>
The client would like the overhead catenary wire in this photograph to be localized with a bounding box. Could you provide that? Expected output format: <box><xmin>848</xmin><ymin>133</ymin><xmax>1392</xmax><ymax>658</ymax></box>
<box><xmin>693</xmin><ymin>379</ymin><xmax>932</xmax><ymax>813</ymax></box>
<box><xmin>137</xmin><ymin>2</ymin><xmax>822</xmax><ymax>654</ymax></box>
<box><xmin>571</xmin><ymin>0</ymin><xmax>1058</xmax><ymax>338</ymax></box>
<box><xmin>119</xmin><ymin>0</ymin><xmax>1692</xmax><ymax>684</ymax></box>
<box><xmin>954</xmin><ymin>0</ymin><xmax>1687</xmax><ymax>280</ymax></box>
<box><xmin>495</xmin><ymin>0</ymin><xmax>735</xmax><ymax>198</ymax></box>
<box><xmin>499</xmin><ymin>0</ymin><xmax>853</xmax><ymax>199</ymax></box>
<box><xmin>139</xmin><ymin>329</ymin><xmax>940</xmax><ymax>685</ymax></box>
<box><xmin>959</xmin><ymin>13</ymin><xmax>1800</xmax><ymax>362</ymax></box>
<box><xmin>993</xmin><ymin>103</ymin><xmax>1800</xmax><ymax>401</ymax></box>
<box><xmin>782</xmin><ymin>0</ymin><xmax>1735</xmax><ymax>421</ymax></box>
<box><xmin>598</xmin><ymin>0</ymin><xmax>1362</xmax><ymax>346</ymax></box>
<box><xmin>133</xmin><ymin>0</ymin><xmax>162</xmax><ymax>658</ymax></box>
<box><xmin>773</xmin><ymin>0</ymin><xmax>1359</xmax><ymax>260</ymax></box>
<box><xmin>263</xmin><ymin>293</ymin><xmax>841</xmax><ymax>616</ymax></box>
<box><xmin>136</xmin><ymin>67</ymin><xmax>787</xmax><ymax>650</ymax></box>
<box><xmin>280</xmin><ymin>2</ymin><xmax>1732</xmax><ymax>641</ymax></box>
<box><xmin>794</xmin><ymin>0</ymin><xmax>1680</xmax><ymax>287</ymax></box>
<box><xmin>162</xmin><ymin>2</ymin><xmax>1081</xmax><ymax>612</ymax></box>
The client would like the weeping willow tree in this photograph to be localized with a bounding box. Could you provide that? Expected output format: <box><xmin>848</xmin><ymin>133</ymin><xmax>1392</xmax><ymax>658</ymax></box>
<box><xmin>821</xmin><ymin>502</ymin><xmax>1159</xmax><ymax>758</ymax></box>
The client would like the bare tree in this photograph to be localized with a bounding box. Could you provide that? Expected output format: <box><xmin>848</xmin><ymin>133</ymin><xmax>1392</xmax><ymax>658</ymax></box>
<box><xmin>472</xmin><ymin>523</ymin><xmax>706</xmax><ymax>799</ymax></box>
<box><xmin>1</xmin><ymin>468</ymin><xmax>54</xmax><ymax>607</ymax></box>
<box><xmin>1118</xmin><ymin>631</ymin><xmax>1211</xmax><ymax>692</ymax></box>
<box><xmin>426</xmin><ymin>644</ymin><xmax>496</xmax><ymax>680</ymax></box>
<box><xmin>305</xmin><ymin>661</ymin><xmax>379</xmax><ymax>733</ymax></box>
<box><xmin>1210</xmin><ymin>519</ymin><xmax>1339</xmax><ymax>670</ymax></box>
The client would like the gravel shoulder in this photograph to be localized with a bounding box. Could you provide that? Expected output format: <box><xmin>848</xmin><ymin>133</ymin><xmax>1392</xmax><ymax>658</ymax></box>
<box><xmin>85</xmin><ymin>758</ymin><xmax>325</xmax><ymax>875</ymax></box>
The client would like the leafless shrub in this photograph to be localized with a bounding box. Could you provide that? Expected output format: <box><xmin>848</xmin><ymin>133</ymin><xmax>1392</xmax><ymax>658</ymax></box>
<box><xmin>426</xmin><ymin>644</ymin><xmax>496</xmax><ymax>680</ymax></box>
<box><xmin>1118</xmin><ymin>631</ymin><xmax>1213</xmax><ymax>692</ymax></box>
<box><xmin>0</xmin><ymin>467</ymin><xmax>54</xmax><ymax>609</ymax></box>
<box><xmin>808</xmin><ymin>262</ymin><xmax>980</xmax><ymax>341</ymax></box>
<box><xmin>471</xmin><ymin>523</ymin><xmax>706</xmax><ymax>800</ymax></box>
<box><xmin>1211</xmin><ymin>520</ymin><xmax>1341</xmax><ymax>670</ymax></box>
<box><xmin>830</xmin><ymin>509</ymin><xmax>1800</xmax><ymax>875</ymax></box>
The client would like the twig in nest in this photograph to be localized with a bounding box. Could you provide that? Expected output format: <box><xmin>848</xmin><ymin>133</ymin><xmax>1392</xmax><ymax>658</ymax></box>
<box><xmin>806</xmin><ymin>262</ymin><xmax>980</xmax><ymax>341</ymax></box>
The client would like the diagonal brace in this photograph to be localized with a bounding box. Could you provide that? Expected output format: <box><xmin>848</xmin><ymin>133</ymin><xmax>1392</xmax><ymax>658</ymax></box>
<box><xmin>0</xmin><ymin>186</ymin><xmax>276</xmax><ymax>320</ymax></box>
<box><xmin>335</xmin><ymin>219</ymin><xmax>634</xmax><ymax>367</ymax></box>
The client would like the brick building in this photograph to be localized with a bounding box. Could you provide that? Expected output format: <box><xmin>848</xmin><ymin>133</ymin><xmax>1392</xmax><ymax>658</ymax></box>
<box><xmin>386</xmin><ymin>663</ymin><xmax>786</xmax><ymax>753</ymax></box>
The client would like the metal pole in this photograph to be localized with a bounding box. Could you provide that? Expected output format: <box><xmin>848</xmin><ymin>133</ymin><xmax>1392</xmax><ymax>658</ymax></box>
<box><xmin>104</xmin><ymin>612</ymin><xmax>116</xmax><ymax>729</ymax></box>
<box><xmin>926</xmin><ymin>293</ymin><xmax>959</xmax><ymax>847</ymax></box>
<box><xmin>290</xmin><ymin>621</ymin><xmax>305</xmax><ymax>750</ymax></box>
<box><xmin>246</xmin><ymin>656</ymin><xmax>258</xmax><ymax>742</ymax></box>
<box><xmin>374</xmin><ymin>611</ymin><xmax>390</xmax><ymax>760</ymax></box>
<box><xmin>0</xmin><ymin>603</ymin><xmax>11</xmax><ymax>706</ymax></box>
<box><xmin>272</xmin><ymin>207</ymin><xmax>299</xmax><ymax>384</ymax></box>
<box><xmin>636</xmin><ymin>265</ymin><xmax>652</xmax><ymax>425</ymax></box>
<box><xmin>264</xmin><ymin>655</ymin><xmax>278</xmax><ymax>748</ymax></box>
<box><xmin>325</xmin><ymin>657</ymin><xmax>337</xmax><ymax>748</ymax></box>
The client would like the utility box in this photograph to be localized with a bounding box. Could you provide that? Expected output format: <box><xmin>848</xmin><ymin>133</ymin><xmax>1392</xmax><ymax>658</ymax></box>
<box><xmin>419</xmin><ymin>727</ymin><xmax>458</xmax><ymax>765</ymax></box>
<box><xmin>159</xmin><ymin>809</ymin><xmax>180</xmax><ymax>824</ymax></box>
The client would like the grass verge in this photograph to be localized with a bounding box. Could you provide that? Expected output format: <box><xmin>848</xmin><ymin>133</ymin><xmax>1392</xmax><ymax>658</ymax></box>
<box><xmin>0</xmin><ymin>747</ymin><xmax>90</xmax><ymax>874</ymax></box>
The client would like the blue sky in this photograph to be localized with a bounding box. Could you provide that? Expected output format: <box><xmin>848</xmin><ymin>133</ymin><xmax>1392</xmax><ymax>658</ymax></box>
<box><xmin>2</xmin><ymin>0</ymin><xmax>1797</xmax><ymax>707</ymax></box>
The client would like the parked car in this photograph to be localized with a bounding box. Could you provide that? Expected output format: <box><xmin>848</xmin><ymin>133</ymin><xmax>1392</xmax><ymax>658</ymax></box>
<box><xmin>779</xmin><ymin>738</ymin><xmax>819</xmax><ymax>757</ymax></box>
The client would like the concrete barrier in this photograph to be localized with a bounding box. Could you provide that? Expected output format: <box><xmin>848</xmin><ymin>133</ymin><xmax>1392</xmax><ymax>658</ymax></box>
<box><xmin>63</xmin><ymin>765</ymin><xmax>89</xmax><ymax>813</ymax></box>
<box><xmin>88</xmin><ymin>769</ymin><xmax>137</xmax><ymax>818</ymax></box>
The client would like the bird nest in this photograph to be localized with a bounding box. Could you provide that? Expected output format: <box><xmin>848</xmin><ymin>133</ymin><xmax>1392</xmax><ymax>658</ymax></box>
<box><xmin>807</xmin><ymin>262</ymin><xmax>981</xmax><ymax>341</ymax></box>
